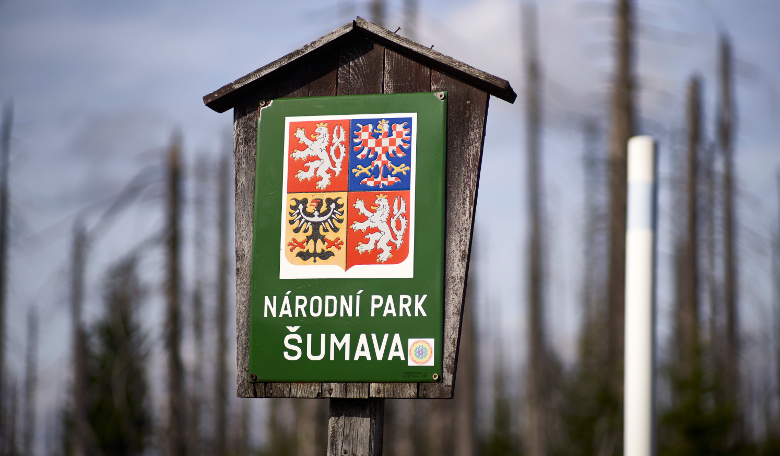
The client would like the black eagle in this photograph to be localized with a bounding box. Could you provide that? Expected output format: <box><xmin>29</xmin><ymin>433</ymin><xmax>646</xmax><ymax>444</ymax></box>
<box><xmin>288</xmin><ymin>197</ymin><xmax>345</xmax><ymax>262</ymax></box>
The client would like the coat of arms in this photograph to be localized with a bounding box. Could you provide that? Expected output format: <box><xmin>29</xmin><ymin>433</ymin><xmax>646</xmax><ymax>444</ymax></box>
<box><xmin>280</xmin><ymin>114</ymin><xmax>416</xmax><ymax>279</ymax></box>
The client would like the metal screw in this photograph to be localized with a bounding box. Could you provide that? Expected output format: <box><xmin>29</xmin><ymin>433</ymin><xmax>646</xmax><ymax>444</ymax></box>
<box><xmin>249</xmin><ymin>373</ymin><xmax>258</xmax><ymax>381</ymax></box>
<box><xmin>432</xmin><ymin>373</ymin><xmax>439</xmax><ymax>381</ymax></box>
<box><xmin>435</xmin><ymin>92</ymin><xmax>446</xmax><ymax>101</ymax></box>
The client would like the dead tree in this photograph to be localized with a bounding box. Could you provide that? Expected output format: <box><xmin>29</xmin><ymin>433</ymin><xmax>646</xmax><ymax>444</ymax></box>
<box><xmin>8</xmin><ymin>379</ymin><xmax>17</xmax><ymax>455</ymax></box>
<box><xmin>189</xmin><ymin>156</ymin><xmax>208</xmax><ymax>456</ymax></box>
<box><xmin>371</xmin><ymin>0</ymin><xmax>385</xmax><ymax>28</ymax></box>
<box><xmin>166</xmin><ymin>132</ymin><xmax>185</xmax><ymax>456</ymax></box>
<box><xmin>23</xmin><ymin>307</ymin><xmax>37</xmax><ymax>456</ymax></box>
<box><xmin>403</xmin><ymin>0</ymin><xmax>418</xmax><ymax>41</ymax></box>
<box><xmin>71</xmin><ymin>221</ymin><xmax>89</xmax><ymax>456</ymax></box>
<box><xmin>522</xmin><ymin>3</ymin><xmax>547</xmax><ymax>455</ymax></box>
<box><xmin>0</xmin><ymin>101</ymin><xmax>12</xmax><ymax>441</ymax></box>
<box><xmin>775</xmin><ymin>169</ymin><xmax>780</xmax><ymax>416</ymax></box>
<box><xmin>678</xmin><ymin>76</ymin><xmax>701</xmax><ymax>376</ymax></box>
<box><xmin>581</xmin><ymin>119</ymin><xmax>606</xmax><ymax>332</ymax></box>
<box><xmin>453</xmin><ymin>238</ymin><xmax>478</xmax><ymax>456</ymax></box>
<box><xmin>703</xmin><ymin>139</ymin><xmax>719</xmax><ymax>363</ymax></box>
<box><xmin>214</xmin><ymin>154</ymin><xmax>229</xmax><ymax>456</ymax></box>
<box><xmin>606</xmin><ymin>0</ymin><xmax>636</xmax><ymax>398</ymax></box>
<box><xmin>718</xmin><ymin>34</ymin><xmax>741</xmax><ymax>442</ymax></box>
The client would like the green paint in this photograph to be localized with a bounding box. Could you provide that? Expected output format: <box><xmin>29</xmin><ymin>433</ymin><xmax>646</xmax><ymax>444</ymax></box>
<box><xmin>249</xmin><ymin>92</ymin><xmax>447</xmax><ymax>382</ymax></box>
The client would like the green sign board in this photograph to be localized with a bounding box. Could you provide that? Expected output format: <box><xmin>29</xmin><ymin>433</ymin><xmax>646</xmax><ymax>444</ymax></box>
<box><xmin>249</xmin><ymin>92</ymin><xmax>447</xmax><ymax>383</ymax></box>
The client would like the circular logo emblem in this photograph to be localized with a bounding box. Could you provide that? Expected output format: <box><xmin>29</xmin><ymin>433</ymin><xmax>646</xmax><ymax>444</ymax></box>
<box><xmin>409</xmin><ymin>340</ymin><xmax>433</xmax><ymax>365</ymax></box>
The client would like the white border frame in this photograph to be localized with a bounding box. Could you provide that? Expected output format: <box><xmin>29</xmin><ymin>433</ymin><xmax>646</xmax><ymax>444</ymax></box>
<box><xmin>279</xmin><ymin>113</ymin><xmax>417</xmax><ymax>279</ymax></box>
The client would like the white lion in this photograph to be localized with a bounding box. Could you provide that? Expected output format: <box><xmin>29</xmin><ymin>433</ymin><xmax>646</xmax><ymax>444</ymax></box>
<box><xmin>351</xmin><ymin>195</ymin><xmax>408</xmax><ymax>262</ymax></box>
<box><xmin>291</xmin><ymin>123</ymin><xmax>345</xmax><ymax>189</ymax></box>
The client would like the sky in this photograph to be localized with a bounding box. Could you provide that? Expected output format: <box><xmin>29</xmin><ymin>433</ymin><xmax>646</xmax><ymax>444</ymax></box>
<box><xmin>1</xmin><ymin>0</ymin><xmax>779</xmax><ymax>452</ymax></box>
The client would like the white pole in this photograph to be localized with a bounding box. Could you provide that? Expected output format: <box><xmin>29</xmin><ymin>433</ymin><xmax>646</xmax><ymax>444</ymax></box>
<box><xmin>624</xmin><ymin>136</ymin><xmax>657</xmax><ymax>456</ymax></box>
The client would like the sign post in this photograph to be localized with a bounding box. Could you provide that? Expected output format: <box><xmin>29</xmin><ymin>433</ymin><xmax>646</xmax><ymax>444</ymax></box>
<box><xmin>624</xmin><ymin>136</ymin><xmax>658</xmax><ymax>456</ymax></box>
<box><xmin>204</xmin><ymin>17</ymin><xmax>515</xmax><ymax>455</ymax></box>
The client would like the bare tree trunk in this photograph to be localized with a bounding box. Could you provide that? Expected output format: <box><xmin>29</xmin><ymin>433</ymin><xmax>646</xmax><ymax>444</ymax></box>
<box><xmin>371</xmin><ymin>0</ymin><xmax>385</xmax><ymax>28</ymax></box>
<box><xmin>607</xmin><ymin>0</ymin><xmax>636</xmax><ymax>401</ymax></box>
<box><xmin>295</xmin><ymin>399</ymin><xmax>318</xmax><ymax>456</ymax></box>
<box><xmin>718</xmin><ymin>34</ymin><xmax>741</xmax><ymax>444</ymax></box>
<box><xmin>239</xmin><ymin>401</ymin><xmax>249</xmax><ymax>456</ymax></box>
<box><xmin>0</xmin><ymin>101</ymin><xmax>12</xmax><ymax>444</ymax></box>
<box><xmin>403</xmin><ymin>0</ymin><xmax>418</xmax><ymax>41</ymax></box>
<box><xmin>23</xmin><ymin>307</ymin><xmax>37</xmax><ymax>456</ymax></box>
<box><xmin>166</xmin><ymin>132</ymin><xmax>185</xmax><ymax>456</ymax></box>
<box><xmin>214</xmin><ymin>154</ymin><xmax>229</xmax><ymax>456</ymax></box>
<box><xmin>8</xmin><ymin>379</ymin><xmax>17</xmax><ymax>456</ymax></box>
<box><xmin>775</xmin><ymin>169</ymin><xmax>780</xmax><ymax>427</ymax></box>
<box><xmin>268</xmin><ymin>399</ymin><xmax>280</xmax><ymax>455</ymax></box>
<box><xmin>522</xmin><ymin>4</ymin><xmax>546</xmax><ymax>456</ymax></box>
<box><xmin>189</xmin><ymin>156</ymin><xmax>208</xmax><ymax>456</ymax></box>
<box><xmin>680</xmin><ymin>76</ymin><xmax>701</xmax><ymax>375</ymax></box>
<box><xmin>71</xmin><ymin>221</ymin><xmax>89</xmax><ymax>456</ymax></box>
<box><xmin>426</xmin><ymin>400</ymin><xmax>446</xmax><ymax>455</ymax></box>
<box><xmin>453</xmin><ymin>254</ymin><xmax>477</xmax><ymax>456</ymax></box>
<box><xmin>704</xmin><ymin>141</ymin><xmax>719</xmax><ymax>371</ymax></box>
<box><xmin>582</xmin><ymin>120</ymin><xmax>600</xmax><ymax>328</ymax></box>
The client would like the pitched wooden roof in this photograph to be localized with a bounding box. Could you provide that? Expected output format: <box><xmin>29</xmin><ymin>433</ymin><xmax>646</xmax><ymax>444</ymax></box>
<box><xmin>204</xmin><ymin>17</ymin><xmax>516</xmax><ymax>113</ymax></box>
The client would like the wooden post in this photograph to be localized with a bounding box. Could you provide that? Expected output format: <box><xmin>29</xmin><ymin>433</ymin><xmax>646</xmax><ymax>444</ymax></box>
<box><xmin>327</xmin><ymin>398</ymin><xmax>384</xmax><ymax>456</ymax></box>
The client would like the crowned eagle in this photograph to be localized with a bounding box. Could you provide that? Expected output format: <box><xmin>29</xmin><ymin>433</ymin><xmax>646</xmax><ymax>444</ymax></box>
<box><xmin>288</xmin><ymin>197</ymin><xmax>345</xmax><ymax>262</ymax></box>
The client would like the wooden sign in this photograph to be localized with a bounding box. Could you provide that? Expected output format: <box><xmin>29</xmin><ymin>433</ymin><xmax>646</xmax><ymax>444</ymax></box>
<box><xmin>249</xmin><ymin>92</ymin><xmax>447</xmax><ymax>383</ymax></box>
<box><xmin>203</xmin><ymin>17</ymin><xmax>515</xmax><ymax>400</ymax></box>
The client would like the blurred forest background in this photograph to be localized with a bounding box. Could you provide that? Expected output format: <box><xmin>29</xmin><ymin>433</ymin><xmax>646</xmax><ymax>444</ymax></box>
<box><xmin>1</xmin><ymin>0</ymin><xmax>779</xmax><ymax>455</ymax></box>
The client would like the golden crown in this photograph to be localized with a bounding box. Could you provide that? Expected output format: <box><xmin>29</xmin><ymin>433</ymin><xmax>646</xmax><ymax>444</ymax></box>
<box><xmin>376</xmin><ymin>193</ymin><xmax>388</xmax><ymax>199</ymax></box>
<box><xmin>316</xmin><ymin>122</ymin><xmax>328</xmax><ymax>128</ymax></box>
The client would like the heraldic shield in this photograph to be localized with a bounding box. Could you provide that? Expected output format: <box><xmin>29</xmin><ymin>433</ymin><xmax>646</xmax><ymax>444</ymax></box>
<box><xmin>280</xmin><ymin>114</ymin><xmax>416</xmax><ymax>279</ymax></box>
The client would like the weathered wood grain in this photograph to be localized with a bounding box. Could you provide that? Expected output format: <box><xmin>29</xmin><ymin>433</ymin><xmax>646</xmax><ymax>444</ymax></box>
<box><xmin>308</xmin><ymin>51</ymin><xmax>339</xmax><ymax>97</ymax></box>
<box><xmin>234</xmin><ymin>80</ymin><xmax>277</xmax><ymax>399</ymax></box>
<box><xmin>322</xmin><ymin>383</ymin><xmax>347</xmax><ymax>398</ymax></box>
<box><xmin>327</xmin><ymin>399</ymin><xmax>384</xmax><ymax>456</ymax></box>
<box><xmin>370</xmin><ymin>383</ymin><xmax>418</xmax><ymax>398</ymax></box>
<box><xmin>338</xmin><ymin>36</ymin><xmax>384</xmax><ymax>96</ymax></box>
<box><xmin>419</xmin><ymin>71</ymin><xmax>489</xmax><ymax>399</ymax></box>
<box><xmin>204</xmin><ymin>18</ymin><xmax>515</xmax><ymax>112</ymax></box>
<box><xmin>384</xmin><ymin>48</ymin><xmax>431</xmax><ymax>94</ymax></box>
<box><xmin>277</xmin><ymin>65</ymin><xmax>310</xmax><ymax>98</ymax></box>
<box><xmin>265</xmin><ymin>382</ymin><xmax>291</xmax><ymax>398</ymax></box>
<box><xmin>290</xmin><ymin>382</ymin><xmax>322</xmax><ymax>398</ymax></box>
<box><xmin>346</xmin><ymin>383</ymin><xmax>370</xmax><ymax>399</ymax></box>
